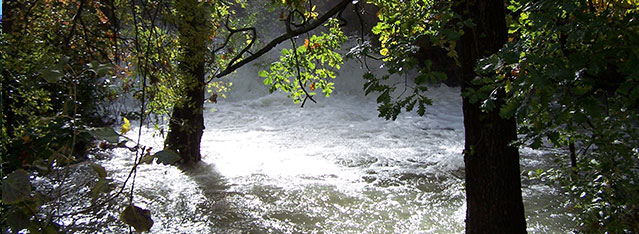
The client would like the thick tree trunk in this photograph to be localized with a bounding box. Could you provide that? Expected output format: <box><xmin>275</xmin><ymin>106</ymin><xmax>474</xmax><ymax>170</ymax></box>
<box><xmin>164</xmin><ymin>87</ymin><xmax>204</xmax><ymax>164</ymax></box>
<box><xmin>453</xmin><ymin>1</ymin><xmax>527</xmax><ymax>233</ymax></box>
<box><xmin>164</xmin><ymin>0</ymin><xmax>209</xmax><ymax>164</ymax></box>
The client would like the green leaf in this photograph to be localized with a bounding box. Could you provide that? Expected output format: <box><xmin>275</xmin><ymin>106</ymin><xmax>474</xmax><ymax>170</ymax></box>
<box><xmin>263</xmin><ymin>76</ymin><xmax>273</xmax><ymax>85</ymax></box>
<box><xmin>371</xmin><ymin>23</ymin><xmax>384</xmax><ymax>35</ymax></box>
<box><xmin>2</xmin><ymin>169</ymin><xmax>32</xmax><ymax>204</ymax></box>
<box><xmin>499</xmin><ymin>99</ymin><xmax>519</xmax><ymax>119</ymax></box>
<box><xmin>432</xmin><ymin>72</ymin><xmax>447</xmax><ymax>82</ymax></box>
<box><xmin>530</xmin><ymin>138</ymin><xmax>542</xmax><ymax>149</ymax></box>
<box><xmin>87</xmin><ymin>61</ymin><xmax>111</xmax><ymax>77</ymax></box>
<box><xmin>504</xmin><ymin>80</ymin><xmax>513</xmax><ymax>93</ymax></box>
<box><xmin>154</xmin><ymin>150</ymin><xmax>181</xmax><ymax>165</ymax></box>
<box><xmin>404</xmin><ymin>97</ymin><xmax>416</xmax><ymax>112</ymax></box>
<box><xmin>91</xmin><ymin>179</ymin><xmax>110</xmax><ymax>199</ymax></box>
<box><xmin>442</xmin><ymin>28</ymin><xmax>461</xmax><ymax>41</ymax></box>
<box><xmin>6</xmin><ymin>208</ymin><xmax>30</xmax><ymax>230</ymax></box>
<box><xmin>91</xmin><ymin>163</ymin><xmax>107</xmax><ymax>179</ymax></box>
<box><xmin>376</xmin><ymin>90</ymin><xmax>391</xmax><ymax>104</ymax></box>
<box><xmin>363</xmin><ymin>72</ymin><xmax>375</xmax><ymax>80</ymax></box>
<box><xmin>41</xmin><ymin>69</ymin><xmax>63</xmax><ymax>84</ymax></box>
<box><xmin>120</xmin><ymin>204</ymin><xmax>154</xmax><ymax>232</ymax></box>
<box><xmin>140</xmin><ymin>153</ymin><xmax>155</xmax><ymax>164</ymax></box>
<box><xmin>415</xmin><ymin>73</ymin><xmax>428</xmax><ymax>85</ymax></box>
<box><xmin>89</xmin><ymin>127</ymin><xmax>120</xmax><ymax>144</ymax></box>
<box><xmin>417</xmin><ymin>100</ymin><xmax>426</xmax><ymax>116</ymax></box>
<box><xmin>59</xmin><ymin>56</ymin><xmax>70</xmax><ymax>66</ymax></box>
<box><xmin>41</xmin><ymin>56</ymin><xmax>71</xmax><ymax>83</ymax></box>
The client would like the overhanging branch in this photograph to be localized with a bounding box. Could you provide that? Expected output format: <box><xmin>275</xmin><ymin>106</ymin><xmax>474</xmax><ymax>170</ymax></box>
<box><xmin>212</xmin><ymin>0</ymin><xmax>350</xmax><ymax>80</ymax></box>
<box><xmin>209</xmin><ymin>16</ymin><xmax>257</xmax><ymax>74</ymax></box>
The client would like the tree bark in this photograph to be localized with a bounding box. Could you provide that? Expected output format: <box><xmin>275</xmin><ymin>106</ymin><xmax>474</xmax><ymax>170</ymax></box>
<box><xmin>453</xmin><ymin>1</ymin><xmax>527</xmax><ymax>233</ymax></box>
<box><xmin>164</xmin><ymin>0</ymin><xmax>209</xmax><ymax>164</ymax></box>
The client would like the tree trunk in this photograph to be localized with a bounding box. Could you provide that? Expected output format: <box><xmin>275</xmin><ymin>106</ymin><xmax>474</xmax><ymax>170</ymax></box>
<box><xmin>164</xmin><ymin>0</ymin><xmax>209</xmax><ymax>164</ymax></box>
<box><xmin>453</xmin><ymin>1</ymin><xmax>527</xmax><ymax>233</ymax></box>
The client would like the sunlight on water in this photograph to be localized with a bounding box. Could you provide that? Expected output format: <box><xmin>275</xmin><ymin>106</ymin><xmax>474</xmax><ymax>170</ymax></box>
<box><xmin>89</xmin><ymin>60</ymin><xmax>576</xmax><ymax>233</ymax></box>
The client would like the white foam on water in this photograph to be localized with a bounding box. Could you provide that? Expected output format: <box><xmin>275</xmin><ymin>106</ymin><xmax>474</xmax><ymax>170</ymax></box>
<box><xmin>94</xmin><ymin>55</ymin><xmax>573</xmax><ymax>233</ymax></box>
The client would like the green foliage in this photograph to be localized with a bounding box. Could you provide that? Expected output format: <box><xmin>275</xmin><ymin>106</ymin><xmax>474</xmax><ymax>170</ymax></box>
<box><xmin>1</xmin><ymin>0</ymin><xmax>119</xmax><ymax>180</ymax></box>
<box><xmin>369</xmin><ymin>0</ymin><xmax>459</xmax><ymax>62</ymax></box>
<box><xmin>91</xmin><ymin>163</ymin><xmax>108</xmax><ymax>179</ymax></box>
<box><xmin>1</xmin><ymin>0</ymin><xmax>254</xmax><ymax>232</ymax></box>
<box><xmin>570</xmin><ymin>137</ymin><xmax>639</xmax><ymax>232</ymax></box>
<box><xmin>362</xmin><ymin>71</ymin><xmax>432</xmax><ymax>120</ymax></box>
<box><xmin>260</xmin><ymin>18</ymin><xmax>346</xmax><ymax>103</ymax></box>
<box><xmin>0</xmin><ymin>115</ymin><xmax>124</xmax><ymax>232</ymax></box>
<box><xmin>480</xmin><ymin>0</ymin><xmax>639</xmax><ymax>146</ymax></box>
<box><xmin>207</xmin><ymin>80</ymin><xmax>233</xmax><ymax>102</ymax></box>
<box><xmin>128</xmin><ymin>25</ymin><xmax>182</xmax><ymax>116</ymax></box>
<box><xmin>472</xmin><ymin>0</ymin><xmax>639</xmax><ymax>231</ymax></box>
<box><xmin>354</xmin><ymin>0</ymin><xmax>459</xmax><ymax>120</ymax></box>
<box><xmin>1</xmin><ymin>2</ymin><xmax>122</xmax><ymax>227</ymax></box>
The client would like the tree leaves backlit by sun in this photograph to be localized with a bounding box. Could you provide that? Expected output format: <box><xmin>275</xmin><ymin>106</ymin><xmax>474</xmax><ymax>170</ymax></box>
<box><xmin>260</xmin><ymin>19</ymin><xmax>346</xmax><ymax>106</ymax></box>
<box><xmin>588</xmin><ymin>0</ymin><xmax>639</xmax><ymax>12</ymax></box>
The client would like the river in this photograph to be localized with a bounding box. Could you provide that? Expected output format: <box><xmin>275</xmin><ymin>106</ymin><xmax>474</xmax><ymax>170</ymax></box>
<box><xmin>57</xmin><ymin>59</ymin><xmax>575</xmax><ymax>233</ymax></box>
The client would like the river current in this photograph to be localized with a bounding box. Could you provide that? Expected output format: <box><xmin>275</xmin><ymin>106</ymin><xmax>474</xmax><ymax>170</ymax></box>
<box><xmin>71</xmin><ymin>59</ymin><xmax>576</xmax><ymax>233</ymax></box>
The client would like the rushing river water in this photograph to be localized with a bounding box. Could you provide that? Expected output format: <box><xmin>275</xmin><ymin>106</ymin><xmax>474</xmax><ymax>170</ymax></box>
<box><xmin>69</xmin><ymin>61</ymin><xmax>577</xmax><ymax>233</ymax></box>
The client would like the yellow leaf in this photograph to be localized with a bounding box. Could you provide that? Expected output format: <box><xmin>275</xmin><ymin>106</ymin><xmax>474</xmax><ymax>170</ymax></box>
<box><xmin>121</xmin><ymin>117</ymin><xmax>131</xmax><ymax>134</ymax></box>
<box><xmin>380</xmin><ymin>48</ymin><xmax>389</xmax><ymax>56</ymax></box>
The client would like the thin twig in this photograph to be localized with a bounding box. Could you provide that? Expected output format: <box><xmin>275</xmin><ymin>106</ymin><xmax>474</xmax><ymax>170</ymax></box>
<box><xmin>213</xmin><ymin>0</ymin><xmax>350</xmax><ymax>79</ymax></box>
<box><xmin>290</xmin><ymin>37</ymin><xmax>316</xmax><ymax>107</ymax></box>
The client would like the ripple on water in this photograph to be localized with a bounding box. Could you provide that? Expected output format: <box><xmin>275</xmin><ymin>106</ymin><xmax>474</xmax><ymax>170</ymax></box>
<box><xmin>56</xmin><ymin>84</ymin><xmax>575</xmax><ymax>233</ymax></box>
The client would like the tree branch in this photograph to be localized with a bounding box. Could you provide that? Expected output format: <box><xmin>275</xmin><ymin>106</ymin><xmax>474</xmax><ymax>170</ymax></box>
<box><xmin>63</xmin><ymin>0</ymin><xmax>86</xmax><ymax>47</ymax></box>
<box><xmin>213</xmin><ymin>0</ymin><xmax>350</xmax><ymax>79</ymax></box>
<box><xmin>209</xmin><ymin>16</ymin><xmax>257</xmax><ymax>71</ymax></box>
<box><xmin>290</xmin><ymin>38</ymin><xmax>316</xmax><ymax>107</ymax></box>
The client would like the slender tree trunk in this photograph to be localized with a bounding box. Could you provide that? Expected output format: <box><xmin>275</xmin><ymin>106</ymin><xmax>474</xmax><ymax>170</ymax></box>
<box><xmin>453</xmin><ymin>1</ymin><xmax>527</xmax><ymax>233</ymax></box>
<box><xmin>164</xmin><ymin>0</ymin><xmax>209</xmax><ymax>164</ymax></box>
<box><xmin>569</xmin><ymin>142</ymin><xmax>577</xmax><ymax>168</ymax></box>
